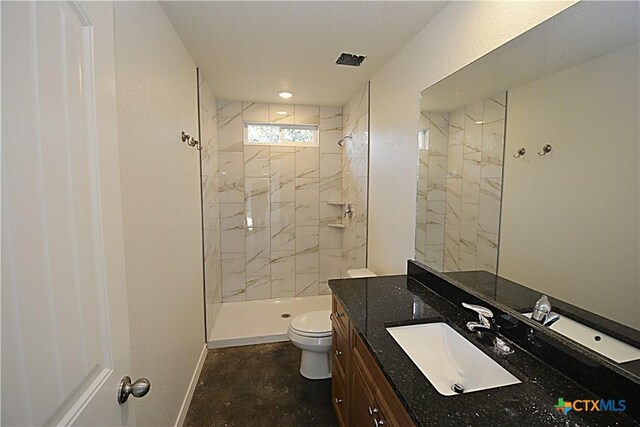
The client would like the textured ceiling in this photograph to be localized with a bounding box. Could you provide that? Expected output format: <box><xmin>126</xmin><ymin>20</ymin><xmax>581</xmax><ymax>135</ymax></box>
<box><xmin>161</xmin><ymin>1</ymin><xmax>447</xmax><ymax>106</ymax></box>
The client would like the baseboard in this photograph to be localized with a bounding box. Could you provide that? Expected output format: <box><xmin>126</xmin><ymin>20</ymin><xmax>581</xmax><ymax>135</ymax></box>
<box><xmin>207</xmin><ymin>333</ymin><xmax>290</xmax><ymax>349</ymax></box>
<box><xmin>175</xmin><ymin>344</ymin><xmax>207</xmax><ymax>427</ymax></box>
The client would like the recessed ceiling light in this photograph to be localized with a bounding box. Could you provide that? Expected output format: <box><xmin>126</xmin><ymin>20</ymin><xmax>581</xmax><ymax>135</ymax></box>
<box><xmin>278</xmin><ymin>91</ymin><xmax>293</xmax><ymax>99</ymax></box>
<box><xmin>276</xmin><ymin>110</ymin><xmax>288</xmax><ymax>115</ymax></box>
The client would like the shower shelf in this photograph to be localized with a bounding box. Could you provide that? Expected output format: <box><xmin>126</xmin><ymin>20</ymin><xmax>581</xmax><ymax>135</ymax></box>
<box><xmin>326</xmin><ymin>201</ymin><xmax>346</xmax><ymax>206</ymax></box>
<box><xmin>327</xmin><ymin>223</ymin><xmax>346</xmax><ymax>229</ymax></box>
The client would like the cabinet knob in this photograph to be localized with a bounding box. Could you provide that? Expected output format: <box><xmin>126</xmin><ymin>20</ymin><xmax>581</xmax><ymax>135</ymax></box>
<box><xmin>335</xmin><ymin>312</ymin><xmax>344</xmax><ymax>318</ymax></box>
<box><xmin>335</xmin><ymin>350</ymin><xmax>343</xmax><ymax>357</ymax></box>
<box><xmin>335</xmin><ymin>397</ymin><xmax>343</xmax><ymax>405</ymax></box>
<box><xmin>368</xmin><ymin>406</ymin><xmax>379</xmax><ymax>416</ymax></box>
<box><xmin>374</xmin><ymin>419</ymin><xmax>386</xmax><ymax>426</ymax></box>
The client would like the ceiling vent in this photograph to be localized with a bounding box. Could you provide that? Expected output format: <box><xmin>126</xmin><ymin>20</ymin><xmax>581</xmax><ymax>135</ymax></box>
<box><xmin>336</xmin><ymin>53</ymin><xmax>366</xmax><ymax>67</ymax></box>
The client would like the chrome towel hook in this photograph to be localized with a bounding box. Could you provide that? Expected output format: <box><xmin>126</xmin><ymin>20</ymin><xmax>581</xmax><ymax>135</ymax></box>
<box><xmin>181</xmin><ymin>131</ymin><xmax>190</xmax><ymax>143</ymax></box>
<box><xmin>538</xmin><ymin>144</ymin><xmax>552</xmax><ymax>156</ymax></box>
<box><xmin>513</xmin><ymin>147</ymin><xmax>526</xmax><ymax>158</ymax></box>
<box><xmin>181</xmin><ymin>131</ymin><xmax>201</xmax><ymax>150</ymax></box>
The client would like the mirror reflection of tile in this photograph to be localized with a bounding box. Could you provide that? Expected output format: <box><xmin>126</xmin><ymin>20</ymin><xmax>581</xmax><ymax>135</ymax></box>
<box><xmin>416</xmin><ymin>92</ymin><xmax>506</xmax><ymax>274</ymax></box>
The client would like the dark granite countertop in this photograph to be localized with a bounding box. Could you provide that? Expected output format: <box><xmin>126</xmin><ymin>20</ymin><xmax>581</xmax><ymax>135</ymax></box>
<box><xmin>329</xmin><ymin>274</ymin><xmax>638</xmax><ymax>427</ymax></box>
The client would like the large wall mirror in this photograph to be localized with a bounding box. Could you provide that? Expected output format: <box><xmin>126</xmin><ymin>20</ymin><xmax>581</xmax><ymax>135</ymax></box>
<box><xmin>415</xmin><ymin>1</ymin><xmax>640</xmax><ymax>373</ymax></box>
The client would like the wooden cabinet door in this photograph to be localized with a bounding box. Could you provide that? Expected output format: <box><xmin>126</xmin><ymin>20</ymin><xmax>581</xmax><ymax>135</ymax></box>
<box><xmin>349</xmin><ymin>361</ymin><xmax>378</xmax><ymax>427</ymax></box>
<box><xmin>331</xmin><ymin>361</ymin><xmax>348</xmax><ymax>427</ymax></box>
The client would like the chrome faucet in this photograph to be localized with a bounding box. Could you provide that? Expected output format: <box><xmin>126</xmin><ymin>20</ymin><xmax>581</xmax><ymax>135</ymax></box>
<box><xmin>462</xmin><ymin>302</ymin><xmax>514</xmax><ymax>355</ymax></box>
<box><xmin>531</xmin><ymin>295</ymin><xmax>561</xmax><ymax>327</ymax></box>
<box><xmin>462</xmin><ymin>302</ymin><xmax>494</xmax><ymax>332</ymax></box>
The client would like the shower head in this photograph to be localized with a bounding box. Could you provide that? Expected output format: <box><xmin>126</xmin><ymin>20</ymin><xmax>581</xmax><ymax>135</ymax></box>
<box><xmin>337</xmin><ymin>135</ymin><xmax>353</xmax><ymax>147</ymax></box>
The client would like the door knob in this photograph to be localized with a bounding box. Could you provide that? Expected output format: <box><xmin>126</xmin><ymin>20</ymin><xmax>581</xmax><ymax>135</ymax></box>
<box><xmin>117</xmin><ymin>376</ymin><xmax>151</xmax><ymax>404</ymax></box>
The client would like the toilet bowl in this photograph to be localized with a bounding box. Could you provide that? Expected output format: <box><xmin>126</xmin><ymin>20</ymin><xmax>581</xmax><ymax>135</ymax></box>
<box><xmin>287</xmin><ymin>310</ymin><xmax>333</xmax><ymax>380</ymax></box>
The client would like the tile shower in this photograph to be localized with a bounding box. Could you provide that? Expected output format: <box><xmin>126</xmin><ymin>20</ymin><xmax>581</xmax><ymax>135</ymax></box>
<box><xmin>204</xmin><ymin>85</ymin><xmax>370</xmax><ymax>305</ymax></box>
<box><xmin>416</xmin><ymin>92</ymin><xmax>505</xmax><ymax>273</ymax></box>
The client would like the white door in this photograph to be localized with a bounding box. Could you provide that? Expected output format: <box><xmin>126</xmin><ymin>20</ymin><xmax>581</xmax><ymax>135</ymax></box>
<box><xmin>2</xmin><ymin>2</ymin><xmax>139</xmax><ymax>425</ymax></box>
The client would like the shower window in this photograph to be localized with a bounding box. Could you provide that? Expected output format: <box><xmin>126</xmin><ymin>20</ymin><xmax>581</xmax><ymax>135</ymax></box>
<box><xmin>244</xmin><ymin>122</ymin><xmax>318</xmax><ymax>147</ymax></box>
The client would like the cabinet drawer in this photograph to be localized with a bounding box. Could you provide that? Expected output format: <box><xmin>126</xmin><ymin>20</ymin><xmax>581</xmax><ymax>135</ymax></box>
<box><xmin>333</xmin><ymin>327</ymin><xmax>349</xmax><ymax>377</ymax></box>
<box><xmin>332</xmin><ymin>296</ymin><xmax>350</xmax><ymax>335</ymax></box>
<box><xmin>332</xmin><ymin>361</ymin><xmax>348</xmax><ymax>427</ymax></box>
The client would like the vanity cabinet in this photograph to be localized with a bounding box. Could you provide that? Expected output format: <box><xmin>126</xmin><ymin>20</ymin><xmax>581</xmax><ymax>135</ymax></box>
<box><xmin>331</xmin><ymin>296</ymin><xmax>415</xmax><ymax>427</ymax></box>
<box><xmin>331</xmin><ymin>296</ymin><xmax>350</xmax><ymax>427</ymax></box>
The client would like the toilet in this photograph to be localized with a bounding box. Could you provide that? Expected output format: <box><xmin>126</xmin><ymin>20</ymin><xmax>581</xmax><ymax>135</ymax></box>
<box><xmin>287</xmin><ymin>310</ymin><xmax>333</xmax><ymax>379</ymax></box>
<box><xmin>288</xmin><ymin>268</ymin><xmax>377</xmax><ymax>380</ymax></box>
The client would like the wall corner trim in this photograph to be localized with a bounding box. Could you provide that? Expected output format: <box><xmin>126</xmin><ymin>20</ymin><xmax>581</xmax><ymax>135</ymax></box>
<box><xmin>174</xmin><ymin>344</ymin><xmax>208</xmax><ymax>427</ymax></box>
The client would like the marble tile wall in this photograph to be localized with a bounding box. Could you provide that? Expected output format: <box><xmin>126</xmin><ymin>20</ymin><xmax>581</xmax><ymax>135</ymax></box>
<box><xmin>215</xmin><ymin>101</ymin><xmax>343</xmax><ymax>301</ymax></box>
<box><xmin>416</xmin><ymin>92</ymin><xmax>506</xmax><ymax>274</ymax></box>
<box><xmin>341</xmin><ymin>83</ymin><xmax>370</xmax><ymax>275</ymax></box>
<box><xmin>199</xmin><ymin>75</ymin><xmax>222</xmax><ymax>336</ymax></box>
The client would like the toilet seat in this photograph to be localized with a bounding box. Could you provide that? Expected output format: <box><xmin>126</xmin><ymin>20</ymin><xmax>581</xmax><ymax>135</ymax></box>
<box><xmin>289</xmin><ymin>310</ymin><xmax>332</xmax><ymax>338</ymax></box>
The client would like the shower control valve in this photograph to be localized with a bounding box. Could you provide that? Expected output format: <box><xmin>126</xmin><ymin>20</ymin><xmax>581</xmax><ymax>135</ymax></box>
<box><xmin>344</xmin><ymin>203</ymin><xmax>354</xmax><ymax>219</ymax></box>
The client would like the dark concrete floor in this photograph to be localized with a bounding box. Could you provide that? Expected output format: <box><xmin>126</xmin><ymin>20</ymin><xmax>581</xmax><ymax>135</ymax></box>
<box><xmin>184</xmin><ymin>342</ymin><xmax>338</xmax><ymax>426</ymax></box>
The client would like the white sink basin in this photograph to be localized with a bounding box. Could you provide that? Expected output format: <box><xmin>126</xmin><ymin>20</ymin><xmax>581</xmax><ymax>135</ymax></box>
<box><xmin>386</xmin><ymin>323</ymin><xmax>521</xmax><ymax>396</ymax></box>
<box><xmin>523</xmin><ymin>313</ymin><xmax>640</xmax><ymax>363</ymax></box>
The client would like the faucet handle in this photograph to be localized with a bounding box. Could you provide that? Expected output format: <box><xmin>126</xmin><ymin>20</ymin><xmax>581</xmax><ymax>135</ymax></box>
<box><xmin>462</xmin><ymin>302</ymin><xmax>493</xmax><ymax>328</ymax></box>
<box><xmin>462</xmin><ymin>302</ymin><xmax>493</xmax><ymax>318</ymax></box>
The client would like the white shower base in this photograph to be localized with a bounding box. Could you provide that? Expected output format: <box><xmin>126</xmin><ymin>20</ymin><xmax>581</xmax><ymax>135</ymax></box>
<box><xmin>208</xmin><ymin>294</ymin><xmax>332</xmax><ymax>348</ymax></box>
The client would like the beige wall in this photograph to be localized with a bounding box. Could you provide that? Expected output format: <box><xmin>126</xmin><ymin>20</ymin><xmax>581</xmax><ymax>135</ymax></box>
<box><xmin>367</xmin><ymin>1</ymin><xmax>575</xmax><ymax>275</ymax></box>
<box><xmin>114</xmin><ymin>2</ymin><xmax>204</xmax><ymax>425</ymax></box>
<box><xmin>500</xmin><ymin>44</ymin><xmax>640</xmax><ymax>329</ymax></box>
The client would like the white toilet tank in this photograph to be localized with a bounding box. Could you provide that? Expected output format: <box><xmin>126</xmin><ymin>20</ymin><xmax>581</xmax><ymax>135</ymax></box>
<box><xmin>346</xmin><ymin>268</ymin><xmax>376</xmax><ymax>278</ymax></box>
